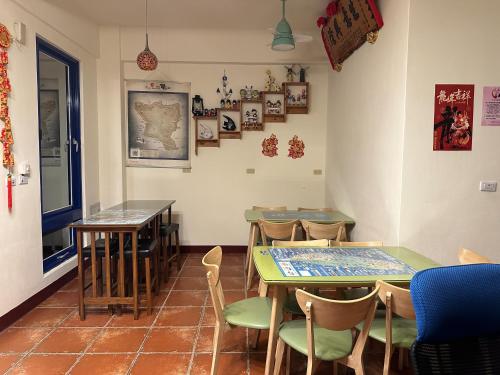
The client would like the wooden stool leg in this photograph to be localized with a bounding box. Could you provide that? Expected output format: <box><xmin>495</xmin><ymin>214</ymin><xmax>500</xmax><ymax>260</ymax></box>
<box><xmin>175</xmin><ymin>229</ymin><xmax>181</xmax><ymax>271</ymax></box>
<box><xmin>246</xmin><ymin>258</ymin><xmax>256</xmax><ymax>291</ymax></box>
<box><xmin>162</xmin><ymin>235</ymin><xmax>168</xmax><ymax>282</ymax></box>
<box><xmin>145</xmin><ymin>257</ymin><xmax>152</xmax><ymax>315</ymax></box>
<box><xmin>273</xmin><ymin>338</ymin><xmax>285</xmax><ymax>375</ymax></box>
<box><xmin>154</xmin><ymin>250</ymin><xmax>160</xmax><ymax>296</ymax></box>
<box><xmin>77</xmin><ymin>231</ymin><xmax>85</xmax><ymax>320</ymax></box>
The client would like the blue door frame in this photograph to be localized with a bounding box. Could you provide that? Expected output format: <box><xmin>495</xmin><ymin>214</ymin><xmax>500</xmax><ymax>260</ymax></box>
<box><xmin>36</xmin><ymin>37</ymin><xmax>82</xmax><ymax>272</ymax></box>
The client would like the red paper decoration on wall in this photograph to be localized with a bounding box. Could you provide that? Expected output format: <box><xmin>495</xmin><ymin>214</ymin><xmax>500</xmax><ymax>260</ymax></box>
<box><xmin>262</xmin><ymin>134</ymin><xmax>278</xmax><ymax>157</ymax></box>
<box><xmin>0</xmin><ymin>23</ymin><xmax>14</xmax><ymax>211</ymax></box>
<box><xmin>288</xmin><ymin>135</ymin><xmax>305</xmax><ymax>159</ymax></box>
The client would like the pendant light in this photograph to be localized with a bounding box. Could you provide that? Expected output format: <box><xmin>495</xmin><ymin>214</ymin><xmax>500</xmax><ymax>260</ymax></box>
<box><xmin>271</xmin><ymin>0</ymin><xmax>295</xmax><ymax>51</ymax></box>
<box><xmin>137</xmin><ymin>0</ymin><xmax>158</xmax><ymax>71</ymax></box>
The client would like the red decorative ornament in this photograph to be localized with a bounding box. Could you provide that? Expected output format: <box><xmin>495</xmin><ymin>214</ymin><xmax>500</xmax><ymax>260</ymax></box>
<box><xmin>326</xmin><ymin>1</ymin><xmax>339</xmax><ymax>17</ymax></box>
<box><xmin>7</xmin><ymin>173</ymin><xmax>12</xmax><ymax>211</ymax></box>
<box><xmin>288</xmin><ymin>135</ymin><xmax>305</xmax><ymax>159</ymax></box>
<box><xmin>316</xmin><ymin>17</ymin><xmax>328</xmax><ymax>28</ymax></box>
<box><xmin>262</xmin><ymin>134</ymin><xmax>278</xmax><ymax>157</ymax></box>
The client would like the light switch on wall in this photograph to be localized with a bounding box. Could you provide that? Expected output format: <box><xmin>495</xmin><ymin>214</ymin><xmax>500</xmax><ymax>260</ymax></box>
<box><xmin>479</xmin><ymin>181</ymin><xmax>497</xmax><ymax>192</ymax></box>
<box><xmin>246</xmin><ymin>168</ymin><xmax>255</xmax><ymax>174</ymax></box>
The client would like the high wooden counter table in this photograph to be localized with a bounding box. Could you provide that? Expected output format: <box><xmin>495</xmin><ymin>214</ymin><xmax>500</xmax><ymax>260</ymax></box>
<box><xmin>253</xmin><ymin>245</ymin><xmax>439</xmax><ymax>375</ymax></box>
<box><xmin>70</xmin><ymin>200</ymin><xmax>175</xmax><ymax>320</ymax></box>
<box><xmin>244</xmin><ymin>209</ymin><xmax>355</xmax><ymax>289</ymax></box>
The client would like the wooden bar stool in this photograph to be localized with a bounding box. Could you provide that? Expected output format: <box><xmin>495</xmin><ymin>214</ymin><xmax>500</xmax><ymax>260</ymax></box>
<box><xmin>81</xmin><ymin>234</ymin><xmax>119</xmax><ymax>300</ymax></box>
<box><xmin>160</xmin><ymin>223</ymin><xmax>181</xmax><ymax>280</ymax></box>
<box><xmin>124</xmin><ymin>238</ymin><xmax>159</xmax><ymax>314</ymax></box>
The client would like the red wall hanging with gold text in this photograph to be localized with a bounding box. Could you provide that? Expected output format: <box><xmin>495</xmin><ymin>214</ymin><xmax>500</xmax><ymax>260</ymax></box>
<box><xmin>0</xmin><ymin>24</ymin><xmax>14</xmax><ymax>210</ymax></box>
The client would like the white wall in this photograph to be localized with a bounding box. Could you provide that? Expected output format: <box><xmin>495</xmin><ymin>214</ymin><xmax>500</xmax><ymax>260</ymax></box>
<box><xmin>399</xmin><ymin>0</ymin><xmax>500</xmax><ymax>265</ymax></box>
<box><xmin>325</xmin><ymin>0</ymin><xmax>410</xmax><ymax>244</ymax></box>
<box><xmin>97</xmin><ymin>27</ymin><xmax>329</xmax><ymax>245</ymax></box>
<box><xmin>0</xmin><ymin>0</ymin><xmax>100</xmax><ymax>316</ymax></box>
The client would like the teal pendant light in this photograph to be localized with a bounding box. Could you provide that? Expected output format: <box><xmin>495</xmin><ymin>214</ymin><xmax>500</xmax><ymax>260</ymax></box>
<box><xmin>272</xmin><ymin>0</ymin><xmax>295</xmax><ymax>51</ymax></box>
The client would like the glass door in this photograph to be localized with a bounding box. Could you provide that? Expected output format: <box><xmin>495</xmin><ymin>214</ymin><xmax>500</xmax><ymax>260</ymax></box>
<box><xmin>36</xmin><ymin>38</ymin><xmax>82</xmax><ymax>273</ymax></box>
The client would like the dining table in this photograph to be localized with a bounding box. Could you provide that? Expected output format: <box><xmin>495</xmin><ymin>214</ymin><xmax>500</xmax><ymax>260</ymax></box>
<box><xmin>244</xmin><ymin>209</ymin><xmax>356</xmax><ymax>289</ymax></box>
<box><xmin>71</xmin><ymin>199</ymin><xmax>175</xmax><ymax>320</ymax></box>
<box><xmin>253</xmin><ymin>245</ymin><xmax>439</xmax><ymax>375</ymax></box>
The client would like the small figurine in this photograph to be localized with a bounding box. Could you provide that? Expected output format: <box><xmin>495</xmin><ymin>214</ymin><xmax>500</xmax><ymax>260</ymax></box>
<box><xmin>284</xmin><ymin>65</ymin><xmax>297</xmax><ymax>82</ymax></box>
<box><xmin>216</xmin><ymin>70</ymin><xmax>233</xmax><ymax>103</ymax></box>
<box><xmin>204</xmin><ymin>109</ymin><xmax>209</xmax><ymax>116</ymax></box>
<box><xmin>232</xmin><ymin>100</ymin><xmax>239</xmax><ymax>109</ymax></box>
<box><xmin>251</xmin><ymin>89</ymin><xmax>260</xmax><ymax>100</ymax></box>
<box><xmin>220</xmin><ymin>99</ymin><xmax>225</xmax><ymax>109</ymax></box>
<box><xmin>266</xmin><ymin>100</ymin><xmax>282</xmax><ymax>114</ymax></box>
<box><xmin>199</xmin><ymin>123</ymin><xmax>213</xmax><ymax>139</ymax></box>
<box><xmin>244</xmin><ymin>109</ymin><xmax>259</xmax><ymax>125</ymax></box>
<box><xmin>225</xmin><ymin>99</ymin><xmax>232</xmax><ymax>109</ymax></box>
<box><xmin>222</xmin><ymin>115</ymin><xmax>236</xmax><ymax>131</ymax></box>
<box><xmin>298</xmin><ymin>65</ymin><xmax>309</xmax><ymax>83</ymax></box>
<box><xmin>265</xmin><ymin>70</ymin><xmax>281</xmax><ymax>92</ymax></box>
<box><xmin>210</xmin><ymin>108</ymin><xmax>217</xmax><ymax>117</ymax></box>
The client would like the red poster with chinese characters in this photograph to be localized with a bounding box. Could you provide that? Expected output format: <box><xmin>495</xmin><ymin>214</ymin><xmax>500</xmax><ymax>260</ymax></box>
<box><xmin>433</xmin><ymin>84</ymin><xmax>474</xmax><ymax>151</ymax></box>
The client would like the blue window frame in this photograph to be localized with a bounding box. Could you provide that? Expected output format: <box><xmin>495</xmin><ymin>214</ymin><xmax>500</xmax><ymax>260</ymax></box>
<box><xmin>36</xmin><ymin>37</ymin><xmax>82</xmax><ymax>273</ymax></box>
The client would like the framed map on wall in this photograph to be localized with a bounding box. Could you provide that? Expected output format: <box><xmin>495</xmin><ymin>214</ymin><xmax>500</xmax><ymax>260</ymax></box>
<box><xmin>126</xmin><ymin>80</ymin><xmax>191</xmax><ymax>168</ymax></box>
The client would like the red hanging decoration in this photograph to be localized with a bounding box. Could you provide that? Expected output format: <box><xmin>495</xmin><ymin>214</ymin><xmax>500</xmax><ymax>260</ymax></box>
<box><xmin>7</xmin><ymin>173</ymin><xmax>12</xmax><ymax>211</ymax></box>
<box><xmin>0</xmin><ymin>23</ymin><xmax>14</xmax><ymax>211</ymax></box>
<box><xmin>262</xmin><ymin>134</ymin><xmax>278</xmax><ymax>157</ymax></box>
<box><xmin>288</xmin><ymin>135</ymin><xmax>305</xmax><ymax>159</ymax></box>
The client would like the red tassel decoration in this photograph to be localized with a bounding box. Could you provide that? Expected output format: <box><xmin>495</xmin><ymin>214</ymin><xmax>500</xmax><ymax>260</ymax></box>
<box><xmin>316</xmin><ymin>16</ymin><xmax>328</xmax><ymax>28</ymax></box>
<box><xmin>7</xmin><ymin>173</ymin><xmax>12</xmax><ymax>210</ymax></box>
<box><xmin>326</xmin><ymin>1</ymin><xmax>339</xmax><ymax>17</ymax></box>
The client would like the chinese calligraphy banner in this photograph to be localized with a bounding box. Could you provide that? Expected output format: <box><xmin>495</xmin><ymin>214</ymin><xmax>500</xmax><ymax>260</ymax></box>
<box><xmin>321</xmin><ymin>0</ymin><xmax>383</xmax><ymax>71</ymax></box>
<box><xmin>433</xmin><ymin>84</ymin><xmax>474</xmax><ymax>151</ymax></box>
<box><xmin>481</xmin><ymin>86</ymin><xmax>500</xmax><ymax>126</ymax></box>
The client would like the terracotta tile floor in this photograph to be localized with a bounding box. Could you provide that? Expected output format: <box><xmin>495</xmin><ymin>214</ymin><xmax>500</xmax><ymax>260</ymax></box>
<box><xmin>0</xmin><ymin>253</ymin><xmax>414</xmax><ymax>374</ymax></box>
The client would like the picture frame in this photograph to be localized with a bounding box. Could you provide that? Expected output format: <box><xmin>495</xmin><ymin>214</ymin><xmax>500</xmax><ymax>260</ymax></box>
<box><xmin>241</xmin><ymin>99</ymin><xmax>264</xmax><ymax>131</ymax></box>
<box><xmin>218</xmin><ymin>109</ymin><xmax>242</xmax><ymax>139</ymax></box>
<box><xmin>195</xmin><ymin>116</ymin><xmax>219</xmax><ymax>155</ymax></box>
<box><xmin>263</xmin><ymin>91</ymin><xmax>286</xmax><ymax>122</ymax></box>
<box><xmin>284</xmin><ymin>82</ymin><xmax>309</xmax><ymax>114</ymax></box>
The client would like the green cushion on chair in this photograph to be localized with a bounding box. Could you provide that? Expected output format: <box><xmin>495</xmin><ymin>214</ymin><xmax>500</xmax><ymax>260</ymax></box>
<box><xmin>278</xmin><ymin>319</ymin><xmax>353</xmax><ymax>361</ymax></box>
<box><xmin>358</xmin><ymin>310</ymin><xmax>417</xmax><ymax>349</ymax></box>
<box><xmin>223</xmin><ymin>297</ymin><xmax>272</xmax><ymax>329</ymax></box>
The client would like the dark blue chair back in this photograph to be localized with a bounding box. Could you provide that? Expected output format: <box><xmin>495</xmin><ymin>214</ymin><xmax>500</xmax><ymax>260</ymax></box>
<box><xmin>410</xmin><ymin>264</ymin><xmax>500</xmax><ymax>374</ymax></box>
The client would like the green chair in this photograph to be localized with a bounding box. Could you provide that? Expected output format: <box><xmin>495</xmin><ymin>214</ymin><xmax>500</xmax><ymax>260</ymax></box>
<box><xmin>202</xmin><ymin>246</ymin><xmax>275</xmax><ymax>375</ymax></box>
<box><xmin>362</xmin><ymin>280</ymin><xmax>416</xmax><ymax>375</ymax></box>
<box><xmin>274</xmin><ymin>287</ymin><xmax>380</xmax><ymax>375</ymax></box>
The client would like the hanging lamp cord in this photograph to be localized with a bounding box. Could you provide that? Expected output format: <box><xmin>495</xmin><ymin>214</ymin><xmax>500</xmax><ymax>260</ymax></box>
<box><xmin>145</xmin><ymin>0</ymin><xmax>149</xmax><ymax>49</ymax></box>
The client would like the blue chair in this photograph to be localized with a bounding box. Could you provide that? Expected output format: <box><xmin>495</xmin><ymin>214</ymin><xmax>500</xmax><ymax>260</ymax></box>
<box><xmin>410</xmin><ymin>264</ymin><xmax>500</xmax><ymax>374</ymax></box>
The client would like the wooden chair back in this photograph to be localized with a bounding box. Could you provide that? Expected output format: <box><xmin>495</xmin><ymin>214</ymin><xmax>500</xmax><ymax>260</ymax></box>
<box><xmin>458</xmin><ymin>248</ymin><xmax>491</xmax><ymax>265</ymax></box>
<box><xmin>330</xmin><ymin>240</ymin><xmax>384</xmax><ymax>247</ymax></box>
<box><xmin>296</xmin><ymin>287</ymin><xmax>379</xmax><ymax>331</ymax></box>
<box><xmin>376</xmin><ymin>280</ymin><xmax>415</xmax><ymax>320</ymax></box>
<box><xmin>297</xmin><ymin>207</ymin><xmax>333</xmax><ymax>212</ymax></box>
<box><xmin>258</xmin><ymin>219</ymin><xmax>299</xmax><ymax>245</ymax></box>
<box><xmin>272</xmin><ymin>239</ymin><xmax>329</xmax><ymax>247</ymax></box>
<box><xmin>202</xmin><ymin>246</ymin><xmax>225</xmax><ymax>324</ymax></box>
<box><xmin>301</xmin><ymin>220</ymin><xmax>346</xmax><ymax>241</ymax></box>
<box><xmin>296</xmin><ymin>287</ymin><xmax>379</xmax><ymax>366</ymax></box>
<box><xmin>252</xmin><ymin>206</ymin><xmax>287</xmax><ymax>211</ymax></box>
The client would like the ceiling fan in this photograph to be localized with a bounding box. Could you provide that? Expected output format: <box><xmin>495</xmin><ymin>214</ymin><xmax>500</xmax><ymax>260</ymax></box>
<box><xmin>270</xmin><ymin>0</ymin><xmax>313</xmax><ymax>51</ymax></box>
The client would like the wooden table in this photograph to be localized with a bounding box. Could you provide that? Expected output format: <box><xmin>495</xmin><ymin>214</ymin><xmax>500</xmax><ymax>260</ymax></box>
<box><xmin>244</xmin><ymin>209</ymin><xmax>356</xmax><ymax>289</ymax></box>
<box><xmin>71</xmin><ymin>200</ymin><xmax>175</xmax><ymax>320</ymax></box>
<box><xmin>253</xmin><ymin>245</ymin><xmax>438</xmax><ymax>375</ymax></box>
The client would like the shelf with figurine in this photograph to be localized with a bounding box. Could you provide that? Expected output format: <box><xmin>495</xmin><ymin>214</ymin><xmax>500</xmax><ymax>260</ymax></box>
<box><xmin>195</xmin><ymin>116</ymin><xmax>219</xmax><ymax>155</ymax></box>
<box><xmin>263</xmin><ymin>90</ymin><xmax>286</xmax><ymax>123</ymax></box>
<box><xmin>218</xmin><ymin>108</ymin><xmax>242</xmax><ymax>139</ymax></box>
<box><xmin>284</xmin><ymin>82</ymin><xmax>309</xmax><ymax>114</ymax></box>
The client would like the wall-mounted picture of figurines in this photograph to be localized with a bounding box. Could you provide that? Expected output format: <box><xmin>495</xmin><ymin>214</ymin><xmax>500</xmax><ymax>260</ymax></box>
<box><xmin>219</xmin><ymin>109</ymin><xmax>241</xmax><ymax>139</ymax></box>
<box><xmin>263</xmin><ymin>91</ymin><xmax>286</xmax><ymax>122</ymax></box>
<box><xmin>195</xmin><ymin>117</ymin><xmax>219</xmax><ymax>155</ymax></box>
<box><xmin>241</xmin><ymin>99</ymin><xmax>264</xmax><ymax>131</ymax></box>
<box><xmin>284</xmin><ymin>82</ymin><xmax>309</xmax><ymax>114</ymax></box>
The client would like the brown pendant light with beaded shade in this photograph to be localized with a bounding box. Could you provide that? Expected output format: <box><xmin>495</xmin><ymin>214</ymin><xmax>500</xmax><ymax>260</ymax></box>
<box><xmin>137</xmin><ymin>0</ymin><xmax>158</xmax><ymax>71</ymax></box>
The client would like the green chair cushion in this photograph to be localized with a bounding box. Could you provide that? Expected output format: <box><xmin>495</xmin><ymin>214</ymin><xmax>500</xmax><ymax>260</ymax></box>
<box><xmin>358</xmin><ymin>311</ymin><xmax>417</xmax><ymax>349</ymax></box>
<box><xmin>224</xmin><ymin>297</ymin><xmax>272</xmax><ymax>329</ymax></box>
<box><xmin>278</xmin><ymin>319</ymin><xmax>353</xmax><ymax>361</ymax></box>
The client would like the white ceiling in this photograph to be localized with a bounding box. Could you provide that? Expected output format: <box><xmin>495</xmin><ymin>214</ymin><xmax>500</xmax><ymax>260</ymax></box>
<box><xmin>44</xmin><ymin>0</ymin><xmax>327</xmax><ymax>31</ymax></box>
